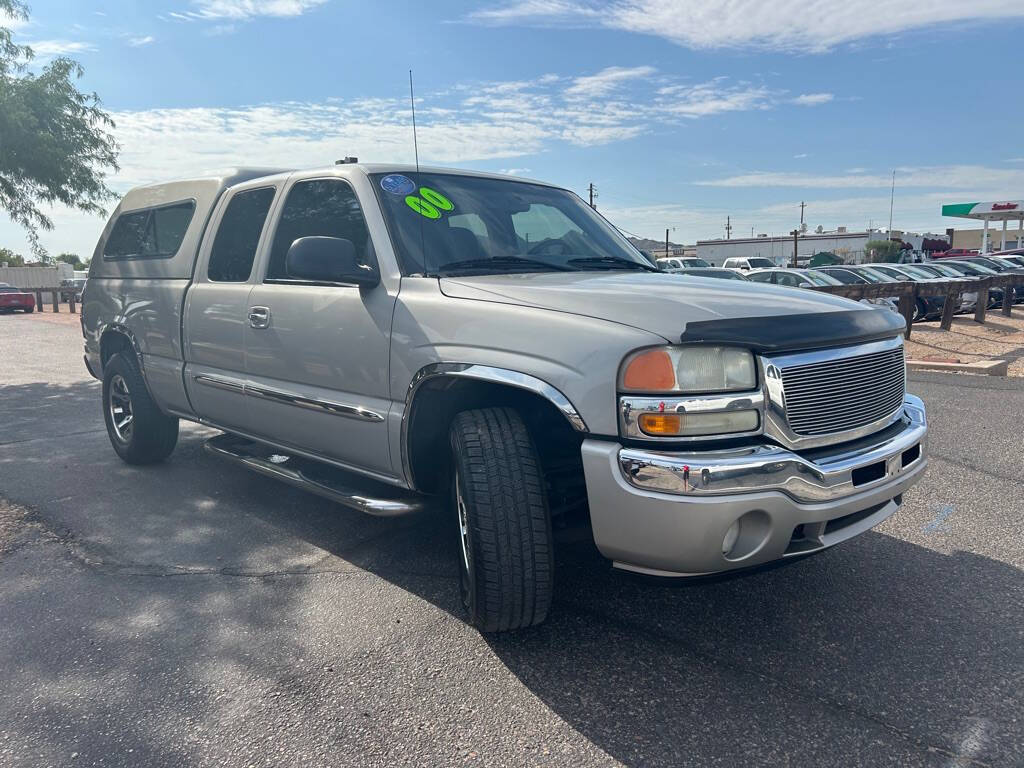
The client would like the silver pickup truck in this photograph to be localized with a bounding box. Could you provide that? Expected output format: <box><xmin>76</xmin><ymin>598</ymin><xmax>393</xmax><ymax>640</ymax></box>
<box><xmin>82</xmin><ymin>164</ymin><xmax>927</xmax><ymax>632</ymax></box>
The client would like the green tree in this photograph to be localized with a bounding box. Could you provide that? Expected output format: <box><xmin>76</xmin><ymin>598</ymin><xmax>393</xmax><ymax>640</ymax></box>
<box><xmin>0</xmin><ymin>0</ymin><xmax>119</xmax><ymax>256</ymax></box>
<box><xmin>56</xmin><ymin>251</ymin><xmax>87</xmax><ymax>270</ymax></box>
<box><xmin>865</xmin><ymin>239</ymin><xmax>902</xmax><ymax>263</ymax></box>
<box><xmin>0</xmin><ymin>246</ymin><xmax>26</xmax><ymax>265</ymax></box>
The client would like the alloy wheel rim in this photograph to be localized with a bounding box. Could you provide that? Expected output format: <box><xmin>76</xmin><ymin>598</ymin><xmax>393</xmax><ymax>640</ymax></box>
<box><xmin>454</xmin><ymin>467</ymin><xmax>470</xmax><ymax>574</ymax></box>
<box><xmin>108</xmin><ymin>374</ymin><xmax>134</xmax><ymax>443</ymax></box>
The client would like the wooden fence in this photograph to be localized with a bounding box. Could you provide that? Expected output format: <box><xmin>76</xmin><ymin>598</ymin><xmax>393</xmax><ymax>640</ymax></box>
<box><xmin>31</xmin><ymin>287</ymin><xmax>77</xmax><ymax>314</ymax></box>
<box><xmin>807</xmin><ymin>274</ymin><xmax>1021</xmax><ymax>338</ymax></box>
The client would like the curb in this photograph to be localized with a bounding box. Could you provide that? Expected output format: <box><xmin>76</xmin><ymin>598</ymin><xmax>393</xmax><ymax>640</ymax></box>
<box><xmin>906</xmin><ymin>359</ymin><xmax>1008</xmax><ymax>376</ymax></box>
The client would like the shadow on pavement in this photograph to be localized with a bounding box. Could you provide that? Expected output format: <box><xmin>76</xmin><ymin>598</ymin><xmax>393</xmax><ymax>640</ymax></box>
<box><xmin>1</xmin><ymin>380</ymin><xmax>1021</xmax><ymax>766</ymax></box>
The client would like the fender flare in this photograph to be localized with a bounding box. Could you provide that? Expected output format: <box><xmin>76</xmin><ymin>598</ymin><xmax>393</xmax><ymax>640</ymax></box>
<box><xmin>400</xmin><ymin>362</ymin><xmax>589</xmax><ymax>489</ymax></box>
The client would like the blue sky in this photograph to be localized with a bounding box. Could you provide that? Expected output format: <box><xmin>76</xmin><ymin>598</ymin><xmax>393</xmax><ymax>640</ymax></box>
<box><xmin>4</xmin><ymin>0</ymin><xmax>1024</xmax><ymax>255</ymax></box>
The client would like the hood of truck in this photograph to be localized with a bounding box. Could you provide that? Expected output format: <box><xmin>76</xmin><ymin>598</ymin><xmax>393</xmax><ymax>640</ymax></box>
<box><xmin>439</xmin><ymin>272</ymin><xmax>905</xmax><ymax>351</ymax></box>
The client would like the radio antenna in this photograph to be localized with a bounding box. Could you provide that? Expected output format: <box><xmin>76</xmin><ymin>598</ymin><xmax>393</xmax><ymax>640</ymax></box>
<box><xmin>409</xmin><ymin>69</ymin><xmax>420</xmax><ymax>172</ymax></box>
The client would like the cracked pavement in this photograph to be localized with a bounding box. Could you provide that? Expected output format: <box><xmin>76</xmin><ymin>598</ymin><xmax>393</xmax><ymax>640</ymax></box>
<box><xmin>1</xmin><ymin>313</ymin><xmax>1022</xmax><ymax>767</ymax></box>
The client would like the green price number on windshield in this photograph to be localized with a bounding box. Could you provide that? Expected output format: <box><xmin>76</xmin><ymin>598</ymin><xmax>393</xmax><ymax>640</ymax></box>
<box><xmin>405</xmin><ymin>186</ymin><xmax>454</xmax><ymax>220</ymax></box>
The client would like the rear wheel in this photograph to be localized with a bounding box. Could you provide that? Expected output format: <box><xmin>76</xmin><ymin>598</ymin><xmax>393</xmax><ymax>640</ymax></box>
<box><xmin>914</xmin><ymin>299</ymin><xmax>927</xmax><ymax>322</ymax></box>
<box><xmin>23</xmin><ymin>304</ymin><xmax>34</xmax><ymax>313</ymax></box>
<box><xmin>102</xmin><ymin>352</ymin><xmax>179</xmax><ymax>465</ymax></box>
<box><xmin>448</xmin><ymin>407</ymin><xmax>553</xmax><ymax>632</ymax></box>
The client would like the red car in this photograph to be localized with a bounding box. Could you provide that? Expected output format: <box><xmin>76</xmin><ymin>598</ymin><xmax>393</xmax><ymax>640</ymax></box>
<box><xmin>931</xmin><ymin>248</ymin><xmax>978</xmax><ymax>259</ymax></box>
<box><xmin>0</xmin><ymin>283</ymin><xmax>36</xmax><ymax>313</ymax></box>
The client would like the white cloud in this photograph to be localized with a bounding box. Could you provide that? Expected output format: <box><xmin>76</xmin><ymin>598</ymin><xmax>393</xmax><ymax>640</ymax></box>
<box><xmin>792</xmin><ymin>92</ymin><xmax>833</xmax><ymax>106</ymax></box>
<box><xmin>657</xmin><ymin>80</ymin><xmax>774</xmax><ymax>118</ymax></box>
<box><xmin>466</xmin><ymin>0</ymin><xmax>1024</xmax><ymax>53</ymax></box>
<box><xmin>698</xmin><ymin>166</ymin><xmax>1024</xmax><ymax>189</ymax></box>
<box><xmin>128</xmin><ymin>35</ymin><xmax>155</xmax><ymax>47</ymax></box>
<box><xmin>0</xmin><ymin>71</ymin><xmax>859</xmax><ymax>254</ymax></box>
<box><xmin>176</xmin><ymin>0</ymin><xmax>328</xmax><ymax>21</ymax></box>
<box><xmin>793</xmin><ymin>153</ymin><xmax>808</xmax><ymax>159</ymax></box>
<box><xmin>565</xmin><ymin>65</ymin><xmax>656</xmax><ymax>98</ymax></box>
<box><xmin>24</xmin><ymin>39</ymin><xmax>95</xmax><ymax>56</ymax></box>
<box><xmin>499</xmin><ymin>167</ymin><xmax>532</xmax><ymax>175</ymax></box>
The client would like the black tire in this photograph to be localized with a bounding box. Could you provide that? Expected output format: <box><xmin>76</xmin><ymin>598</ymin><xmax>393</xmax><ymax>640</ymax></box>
<box><xmin>23</xmin><ymin>304</ymin><xmax>34</xmax><ymax>313</ymax></box>
<box><xmin>448</xmin><ymin>407</ymin><xmax>553</xmax><ymax>632</ymax></box>
<box><xmin>102</xmin><ymin>352</ymin><xmax>179</xmax><ymax>465</ymax></box>
<box><xmin>914</xmin><ymin>299</ymin><xmax>927</xmax><ymax>322</ymax></box>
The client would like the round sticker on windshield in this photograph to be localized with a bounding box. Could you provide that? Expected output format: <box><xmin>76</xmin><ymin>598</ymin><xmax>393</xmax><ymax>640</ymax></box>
<box><xmin>380</xmin><ymin>174</ymin><xmax>416</xmax><ymax>196</ymax></box>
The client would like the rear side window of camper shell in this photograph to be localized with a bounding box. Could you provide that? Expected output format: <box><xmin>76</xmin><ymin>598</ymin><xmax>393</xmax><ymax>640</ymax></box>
<box><xmin>103</xmin><ymin>200</ymin><xmax>196</xmax><ymax>259</ymax></box>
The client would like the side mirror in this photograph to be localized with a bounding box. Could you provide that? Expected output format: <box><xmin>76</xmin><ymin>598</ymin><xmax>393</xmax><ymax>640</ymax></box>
<box><xmin>798</xmin><ymin>281</ymin><xmax>812</xmax><ymax>288</ymax></box>
<box><xmin>285</xmin><ymin>236</ymin><xmax>379</xmax><ymax>287</ymax></box>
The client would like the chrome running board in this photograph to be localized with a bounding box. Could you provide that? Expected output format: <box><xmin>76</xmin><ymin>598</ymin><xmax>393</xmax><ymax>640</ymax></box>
<box><xmin>204</xmin><ymin>433</ymin><xmax>425</xmax><ymax>517</ymax></box>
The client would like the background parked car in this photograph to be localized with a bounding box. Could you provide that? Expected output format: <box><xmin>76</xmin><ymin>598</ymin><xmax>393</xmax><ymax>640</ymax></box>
<box><xmin>818</xmin><ymin>265</ymin><xmax>943</xmax><ymax>320</ymax></box>
<box><xmin>674</xmin><ymin>267</ymin><xmax>750</xmax><ymax>280</ymax></box>
<box><xmin>0</xmin><ymin>283</ymin><xmax>36</xmax><ymax>313</ymax></box>
<box><xmin>871</xmin><ymin>263</ymin><xmax>979</xmax><ymax>314</ymax></box>
<box><xmin>722</xmin><ymin>257</ymin><xmax>776</xmax><ymax>271</ymax></box>
<box><xmin>657</xmin><ymin>256</ymin><xmax>711</xmax><ymax>272</ymax></box>
<box><xmin>941</xmin><ymin>259</ymin><xmax>1024</xmax><ymax>304</ymax></box>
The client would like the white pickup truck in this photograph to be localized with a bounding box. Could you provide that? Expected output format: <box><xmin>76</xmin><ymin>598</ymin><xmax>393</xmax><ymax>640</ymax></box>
<box><xmin>82</xmin><ymin>164</ymin><xmax>927</xmax><ymax>631</ymax></box>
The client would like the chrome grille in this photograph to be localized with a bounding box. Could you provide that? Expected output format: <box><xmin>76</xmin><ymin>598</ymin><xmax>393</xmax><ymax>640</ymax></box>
<box><xmin>781</xmin><ymin>345</ymin><xmax>905</xmax><ymax>436</ymax></box>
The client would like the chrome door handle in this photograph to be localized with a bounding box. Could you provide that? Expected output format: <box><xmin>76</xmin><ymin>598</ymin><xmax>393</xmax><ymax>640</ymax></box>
<box><xmin>248</xmin><ymin>306</ymin><xmax>271</xmax><ymax>329</ymax></box>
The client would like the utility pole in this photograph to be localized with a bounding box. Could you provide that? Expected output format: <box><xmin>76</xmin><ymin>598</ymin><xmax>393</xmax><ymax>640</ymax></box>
<box><xmin>665</xmin><ymin>228</ymin><xmax>670</xmax><ymax>256</ymax></box>
<box><xmin>791</xmin><ymin>229</ymin><xmax>799</xmax><ymax>268</ymax></box>
<box><xmin>588</xmin><ymin>183</ymin><xmax>597</xmax><ymax>209</ymax></box>
<box><xmin>887</xmin><ymin>170</ymin><xmax>895</xmax><ymax>240</ymax></box>
<box><xmin>725</xmin><ymin>216</ymin><xmax>732</xmax><ymax>240</ymax></box>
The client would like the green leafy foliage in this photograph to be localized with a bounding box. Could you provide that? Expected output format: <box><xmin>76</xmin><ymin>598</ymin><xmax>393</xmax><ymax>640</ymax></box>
<box><xmin>56</xmin><ymin>251</ymin><xmax>88</xmax><ymax>269</ymax></box>
<box><xmin>0</xmin><ymin>0</ymin><xmax>119</xmax><ymax>255</ymax></box>
<box><xmin>0</xmin><ymin>246</ymin><xmax>26</xmax><ymax>265</ymax></box>
<box><xmin>865</xmin><ymin>239</ymin><xmax>902</xmax><ymax>263</ymax></box>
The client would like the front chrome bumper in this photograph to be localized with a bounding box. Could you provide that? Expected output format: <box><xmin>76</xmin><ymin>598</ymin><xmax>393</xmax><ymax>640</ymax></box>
<box><xmin>581</xmin><ymin>394</ymin><xmax>927</xmax><ymax>577</ymax></box>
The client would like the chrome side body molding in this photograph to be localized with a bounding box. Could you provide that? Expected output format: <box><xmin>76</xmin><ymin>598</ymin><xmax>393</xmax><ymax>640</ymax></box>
<box><xmin>193</xmin><ymin>373</ymin><xmax>385</xmax><ymax>422</ymax></box>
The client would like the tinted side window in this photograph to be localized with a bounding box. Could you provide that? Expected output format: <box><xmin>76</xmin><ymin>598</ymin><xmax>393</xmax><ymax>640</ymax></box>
<box><xmin>103</xmin><ymin>201</ymin><xmax>195</xmax><ymax>259</ymax></box>
<box><xmin>208</xmin><ymin>188</ymin><xmax>276</xmax><ymax>282</ymax></box>
<box><xmin>104</xmin><ymin>211</ymin><xmax>153</xmax><ymax>257</ymax></box>
<box><xmin>267</xmin><ymin>179</ymin><xmax>370</xmax><ymax>280</ymax></box>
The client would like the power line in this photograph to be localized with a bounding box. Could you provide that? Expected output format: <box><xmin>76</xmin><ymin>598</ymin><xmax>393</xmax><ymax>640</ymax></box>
<box><xmin>587</xmin><ymin>182</ymin><xmax>598</xmax><ymax>209</ymax></box>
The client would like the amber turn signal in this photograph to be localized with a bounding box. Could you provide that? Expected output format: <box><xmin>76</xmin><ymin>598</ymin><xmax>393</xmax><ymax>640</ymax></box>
<box><xmin>622</xmin><ymin>348</ymin><xmax>676</xmax><ymax>391</ymax></box>
<box><xmin>638</xmin><ymin>412</ymin><xmax>682</xmax><ymax>435</ymax></box>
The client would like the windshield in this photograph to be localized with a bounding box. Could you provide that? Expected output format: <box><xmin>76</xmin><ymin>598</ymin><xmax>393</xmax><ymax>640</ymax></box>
<box><xmin>682</xmin><ymin>258</ymin><xmax>710</xmax><ymax>267</ymax></box>
<box><xmin>0</xmin><ymin>286</ymin><xmax>18</xmax><ymax>293</ymax></box>
<box><xmin>921</xmin><ymin>264</ymin><xmax>958</xmax><ymax>278</ymax></box>
<box><xmin>954</xmin><ymin>261</ymin><xmax>996</xmax><ymax>275</ymax></box>
<box><xmin>897</xmin><ymin>265</ymin><xmax>935</xmax><ymax>280</ymax></box>
<box><xmin>748</xmin><ymin>258</ymin><xmax>775</xmax><ymax>268</ymax></box>
<box><xmin>800</xmin><ymin>269</ymin><xmax>842</xmax><ymax>286</ymax></box>
<box><xmin>371</xmin><ymin>172</ymin><xmax>652</xmax><ymax>276</ymax></box>
<box><xmin>856</xmin><ymin>267</ymin><xmax>896</xmax><ymax>283</ymax></box>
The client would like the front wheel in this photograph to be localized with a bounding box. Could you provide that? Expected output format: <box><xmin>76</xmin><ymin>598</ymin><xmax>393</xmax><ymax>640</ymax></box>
<box><xmin>102</xmin><ymin>352</ymin><xmax>179</xmax><ymax>465</ymax></box>
<box><xmin>449</xmin><ymin>407</ymin><xmax>553</xmax><ymax>632</ymax></box>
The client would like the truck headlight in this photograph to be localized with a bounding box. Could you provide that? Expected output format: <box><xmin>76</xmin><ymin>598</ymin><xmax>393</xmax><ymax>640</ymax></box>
<box><xmin>621</xmin><ymin>346</ymin><xmax>757</xmax><ymax>394</ymax></box>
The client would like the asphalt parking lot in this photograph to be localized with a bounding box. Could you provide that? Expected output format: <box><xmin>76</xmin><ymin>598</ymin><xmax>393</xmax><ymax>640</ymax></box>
<box><xmin>1</xmin><ymin>311</ymin><xmax>1022</xmax><ymax>768</ymax></box>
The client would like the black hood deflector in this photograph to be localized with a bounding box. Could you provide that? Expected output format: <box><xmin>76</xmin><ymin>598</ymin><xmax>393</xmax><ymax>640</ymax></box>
<box><xmin>679</xmin><ymin>309</ymin><xmax>907</xmax><ymax>353</ymax></box>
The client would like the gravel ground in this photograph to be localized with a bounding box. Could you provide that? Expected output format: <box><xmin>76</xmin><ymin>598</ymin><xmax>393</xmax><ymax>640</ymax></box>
<box><xmin>0</xmin><ymin>311</ymin><xmax>1022</xmax><ymax>767</ymax></box>
<box><xmin>905</xmin><ymin>305</ymin><xmax>1024</xmax><ymax>375</ymax></box>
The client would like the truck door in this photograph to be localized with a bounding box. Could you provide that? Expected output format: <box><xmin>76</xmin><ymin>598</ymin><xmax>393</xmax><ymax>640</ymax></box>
<box><xmin>243</xmin><ymin>175</ymin><xmax>397</xmax><ymax>481</ymax></box>
<box><xmin>183</xmin><ymin>182</ymin><xmax>280</xmax><ymax>429</ymax></box>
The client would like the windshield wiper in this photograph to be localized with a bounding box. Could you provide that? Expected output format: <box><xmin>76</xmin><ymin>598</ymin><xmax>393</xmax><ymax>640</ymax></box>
<box><xmin>436</xmin><ymin>255</ymin><xmax>575</xmax><ymax>275</ymax></box>
<box><xmin>568</xmin><ymin>256</ymin><xmax>658</xmax><ymax>272</ymax></box>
